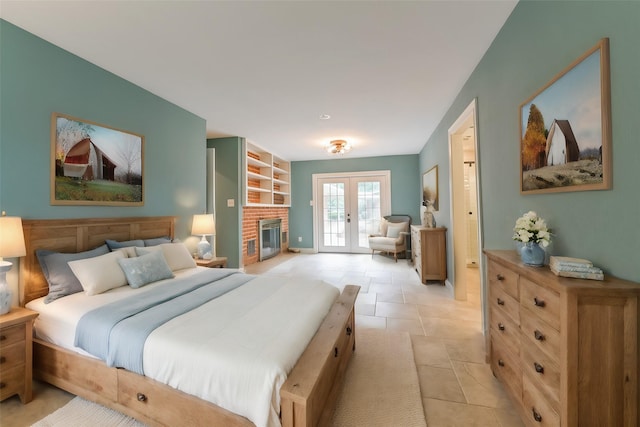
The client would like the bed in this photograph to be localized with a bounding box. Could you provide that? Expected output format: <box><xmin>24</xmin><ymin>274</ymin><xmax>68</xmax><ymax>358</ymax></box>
<box><xmin>19</xmin><ymin>216</ymin><xmax>359</xmax><ymax>427</ymax></box>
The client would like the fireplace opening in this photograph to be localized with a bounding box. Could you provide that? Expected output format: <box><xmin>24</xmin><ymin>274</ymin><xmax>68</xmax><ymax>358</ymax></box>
<box><xmin>258</xmin><ymin>218</ymin><xmax>281</xmax><ymax>261</ymax></box>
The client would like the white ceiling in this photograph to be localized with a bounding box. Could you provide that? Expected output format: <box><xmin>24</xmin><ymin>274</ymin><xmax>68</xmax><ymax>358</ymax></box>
<box><xmin>0</xmin><ymin>1</ymin><xmax>517</xmax><ymax>161</ymax></box>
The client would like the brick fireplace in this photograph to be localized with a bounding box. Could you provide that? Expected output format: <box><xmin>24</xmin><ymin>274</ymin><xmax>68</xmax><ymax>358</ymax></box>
<box><xmin>242</xmin><ymin>206</ymin><xmax>289</xmax><ymax>266</ymax></box>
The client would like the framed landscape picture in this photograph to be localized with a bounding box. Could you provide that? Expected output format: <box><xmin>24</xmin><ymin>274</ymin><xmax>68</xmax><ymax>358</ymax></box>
<box><xmin>422</xmin><ymin>165</ymin><xmax>438</xmax><ymax>211</ymax></box>
<box><xmin>51</xmin><ymin>113</ymin><xmax>144</xmax><ymax>206</ymax></box>
<box><xmin>519</xmin><ymin>38</ymin><xmax>611</xmax><ymax>194</ymax></box>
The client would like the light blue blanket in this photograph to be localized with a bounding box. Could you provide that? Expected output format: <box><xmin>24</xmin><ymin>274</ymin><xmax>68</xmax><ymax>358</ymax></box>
<box><xmin>74</xmin><ymin>269</ymin><xmax>255</xmax><ymax>374</ymax></box>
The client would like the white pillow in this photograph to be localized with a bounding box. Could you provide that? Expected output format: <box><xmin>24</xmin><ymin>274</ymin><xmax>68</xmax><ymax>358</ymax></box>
<box><xmin>68</xmin><ymin>251</ymin><xmax>128</xmax><ymax>296</ymax></box>
<box><xmin>136</xmin><ymin>242</ymin><xmax>196</xmax><ymax>271</ymax></box>
<box><xmin>114</xmin><ymin>246</ymin><xmax>137</xmax><ymax>258</ymax></box>
<box><xmin>386</xmin><ymin>223</ymin><xmax>406</xmax><ymax>238</ymax></box>
<box><xmin>379</xmin><ymin>217</ymin><xmax>389</xmax><ymax>236</ymax></box>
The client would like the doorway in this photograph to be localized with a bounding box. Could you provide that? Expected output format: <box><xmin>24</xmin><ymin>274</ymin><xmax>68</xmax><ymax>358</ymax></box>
<box><xmin>313</xmin><ymin>171</ymin><xmax>390</xmax><ymax>253</ymax></box>
<box><xmin>448</xmin><ymin>99</ymin><xmax>483</xmax><ymax>304</ymax></box>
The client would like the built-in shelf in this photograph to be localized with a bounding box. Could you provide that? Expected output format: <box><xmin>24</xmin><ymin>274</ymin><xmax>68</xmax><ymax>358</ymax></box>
<box><xmin>244</xmin><ymin>141</ymin><xmax>291</xmax><ymax>207</ymax></box>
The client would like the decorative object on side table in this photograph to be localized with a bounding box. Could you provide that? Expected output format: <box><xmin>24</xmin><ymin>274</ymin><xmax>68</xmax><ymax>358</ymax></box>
<box><xmin>192</xmin><ymin>213</ymin><xmax>215</xmax><ymax>260</ymax></box>
<box><xmin>0</xmin><ymin>213</ymin><xmax>27</xmax><ymax>314</ymax></box>
<box><xmin>420</xmin><ymin>202</ymin><xmax>436</xmax><ymax>228</ymax></box>
<box><xmin>512</xmin><ymin>211</ymin><xmax>551</xmax><ymax>267</ymax></box>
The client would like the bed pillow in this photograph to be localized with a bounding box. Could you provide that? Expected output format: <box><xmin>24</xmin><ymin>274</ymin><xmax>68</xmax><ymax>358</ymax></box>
<box><xmin>143</xmin><ymin>236</ymin><xmax>172</xmax><ymax>246</ymax></box>
<box><xmin>36</xmin><ymin>244</ymin><xmax>110</xmax><ymax>303</ymax></box>
<box><xmin>117</xmin><ymin>250</ymin><xmax>174</xmax><ymax>289</ymax></box>
<box><xmin>68</xmin><ymin>251</ymin><xmax>128</xmax><ymax>296</ymax></box>
<box><xmin>114</xmin><ymin>246</ymin><xmax>138</xmax><ymax>258</ymax></box>
<box><xmin>136</xmin><ymin>242</ymin><xmax>196</xmax><ymax>271</ymax></box>
<box><xmin>379</xmin><ymin>217</ymin><xmax>389</xmax><ymax>236</ymax></box>
<box><xmin>105</xmin><ymin>239</ymin><xmax>144</xmax><ymax>251</ymax></box>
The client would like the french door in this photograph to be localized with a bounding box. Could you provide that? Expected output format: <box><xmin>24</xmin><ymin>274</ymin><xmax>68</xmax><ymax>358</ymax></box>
<box><xmin>314</xmin><ymin>171</ymin><xmax>390</xmax><ymax>253</ymax></box>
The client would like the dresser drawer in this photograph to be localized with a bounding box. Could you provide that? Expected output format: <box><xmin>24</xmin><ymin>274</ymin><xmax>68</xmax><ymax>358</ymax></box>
<box><xmin>520</xmin><ymin>306</ymin><xmax>560</xmax><ymax>361</ymax></box>
<box><xmin>490</xmin><ymin>282</ymin><xmax>520</xmax><ymax>324</ymax></box>
<box><xmin>488</xmin><ymin>260</ymin><xmax>519</xmax><ymax>300</ymax></box>
<box><xmin>520</xmin><ymin>277</ymin><xmax>560</xmax><ymax>330</ymax></box>
<box><xmin>0</xmin><ymin>324</ymin><xmax>25</xmax><ymax>346</ymax></box>
<box><xmin>0</xmin><ymin>364</ymin><xmax>25</xmax><ymax>401</ymax></box>
<box><xmin>491</xmin><ymin>336</ymin><xmax>522</xmax><ymax>403</ymax></box>
<box><xmin>490</xmin><ymin>305</ymin><xmax>520</xmax><ymax>356</ymax></box>
<box><xmin>521</xmin><ymin>345</ymin><xmax>560</xmax><ymax>411</ymax></box>
<box><xmin>522</xmin><ymin>374</ymin><xmax>560</xmax><ymax>427</ymax></box>
<box><xmin>0</xmin><ymin>341</ymin><xmax>26</xmax><ymax>371</ymax></box>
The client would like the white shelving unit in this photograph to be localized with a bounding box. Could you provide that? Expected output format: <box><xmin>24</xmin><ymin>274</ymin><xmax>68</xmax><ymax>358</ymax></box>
<box><xmin>244</xmin><ymin>141</ymin><xmax>290</xmax><ymax>206</ymax></box>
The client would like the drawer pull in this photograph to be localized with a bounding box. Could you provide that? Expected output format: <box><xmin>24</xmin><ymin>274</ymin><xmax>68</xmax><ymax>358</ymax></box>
<box><xmin>498</xmin><ymin>323</ymin><xmax>505</xmax><ymax>331</ymax></box>
<box><xmin>498</xmin><ymin>359</ymin><xmax>505</xmax><ymax>367</ymax></box>
<box><xmin>533</xmin><ymin>297</ymin><xmax>546</xmax><ymax>307</ymax></box>
<box><xmin>534</xmin><ymin>362</ymin><xmax>545</xmax><ymax>374</ymax></box>
<box><xmin>0</xmin><ymin>382</ymin><xmax>5</xmax><ymax>389</ymax></box>
<box><xmin>0</xmin><ymin>335</ymin><xmax>5</xmax><ymax>341</ymax></box>
<box><xmin>532</xmin><ymin>408</ymin><xmax>543</xmax><ymax>422</ymax></box>
<box><xmin>496</xmin><ymin>298</ymin><xmax>504</xmax><ymax>306</ymax></box>
<box><xmin>496</xmin><ymin>274</ymin><xmax>505</xmax><ymax>281</ymax></box>
<box><xmin>136</xmin><ymin>392</ymin><xmax>147</xmax><ymax>402</ymax></box>
<box><xmin>334</xmin><ymin>347</ymin><xmax>339</xmax><ymax>358</ymax></box>
<box><xmin>534</xmin><ymin>330</ymin><xmax>545</xmax><ymax>341</ymax></box>
<box><xmin>346</xmin><ymin>326</ymin><xmax>352</xmax><ymax>336</ymax></box>
<box><xmin>0</xmin><ymin>356</ymin><xmax>5</xmax><ymax>364</ymax></box>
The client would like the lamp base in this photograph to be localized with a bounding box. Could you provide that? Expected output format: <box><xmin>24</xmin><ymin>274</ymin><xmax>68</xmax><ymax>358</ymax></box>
<box><xmin>197</xmin><ymin>236</ymin><xmax>212</xmax><ymax>260</ymax></box>
<box><xmin>0</xmin><ymin>261</ymin><xmax>13</xmax><ymax>315</ymax></box>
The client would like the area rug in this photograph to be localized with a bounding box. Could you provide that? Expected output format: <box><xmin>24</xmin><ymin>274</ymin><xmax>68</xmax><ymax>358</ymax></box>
<box><xmin>32</xmin><ymin>329</ymin><xmax>426</xmax><ymax>427</ymax></box>
<box><xmin>332</xmin><ymin>328</ymin><xmax>427</xmax><ymax>426</ymax></box>
<box><xmin>31</xmin><ymin>396</ymin><xmax>144</xmax><ymax>427</ymax></box>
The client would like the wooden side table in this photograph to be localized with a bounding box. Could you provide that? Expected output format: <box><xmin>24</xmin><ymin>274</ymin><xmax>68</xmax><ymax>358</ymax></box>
<box><xmin>0</xmin><ymin>307</ymin><xmax>38</xmax><ymax>403</ymax></box>
<box><xmin>195</xmin><ymin>257</ymin><xmax>228</xmax><ymax>268</ymax></box>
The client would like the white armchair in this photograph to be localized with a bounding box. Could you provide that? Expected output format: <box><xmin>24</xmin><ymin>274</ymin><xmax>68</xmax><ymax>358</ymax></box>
<box><xmin>368</xmin><ymin>215</ymin><xmax>411</xmax><ymax>262</ymax></box>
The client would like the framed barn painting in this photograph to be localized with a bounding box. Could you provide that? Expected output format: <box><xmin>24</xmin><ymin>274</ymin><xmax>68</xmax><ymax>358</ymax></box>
<box><xmin>519</xmin><ymin>38</ymin><xmax>611</xmax><ymax>194</ymax></box>
<box><xmin>51</xmin><ymin>113</ymin><xmax>144</xmax><ymax>206</ymax></box>
<box><xmin>422</xmin><ymin>165</ymin><xmax>439</xmax><ymax>211</ymax></box>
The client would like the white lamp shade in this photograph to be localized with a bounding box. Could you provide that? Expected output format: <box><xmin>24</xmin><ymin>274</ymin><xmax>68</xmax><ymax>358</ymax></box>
<box><xmin>0</xmin><ymin>216</ymin><xmax>26</xmax><ymax>259</ymax></box>
<box><xmin>192</xmin><ymin>214</ymin><xmax>215</xmax><ymax>236</ymax></box>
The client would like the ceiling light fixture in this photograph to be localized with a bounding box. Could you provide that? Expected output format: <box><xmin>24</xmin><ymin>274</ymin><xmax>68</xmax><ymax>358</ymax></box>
<box><xmin>326</xmin><ymin>139</ymin><xmax>352</xmax><ymax>155</ymax></box>
<box><xmin>319</xmin><ymin>114</ymin><xmax>331</xmax><ymax>120</ymax></box>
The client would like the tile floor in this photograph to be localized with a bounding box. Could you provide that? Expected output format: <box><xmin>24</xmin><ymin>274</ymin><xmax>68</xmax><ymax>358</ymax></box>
<box><xmin>246</xmin><ymin>252</ymin><xmax>524</xmax><ymax>427</ymax></box>
<box><xmin>1</xmin><ymin>252</ymin><xmax>524</xmax><ymax>427</ymax></box>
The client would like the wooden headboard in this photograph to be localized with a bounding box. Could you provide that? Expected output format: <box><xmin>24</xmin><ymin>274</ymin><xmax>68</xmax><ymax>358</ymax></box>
<box><xmin>19</xmin><ymin>216</ymin><xmax>176</xmax><ymax>306</ymax></box>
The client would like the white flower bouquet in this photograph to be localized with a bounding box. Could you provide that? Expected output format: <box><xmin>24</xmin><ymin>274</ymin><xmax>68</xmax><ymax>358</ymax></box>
<box><xmin>513</xmin><ymin>211</ymin><xmax>551</xmax><ymax>248</ymax></box>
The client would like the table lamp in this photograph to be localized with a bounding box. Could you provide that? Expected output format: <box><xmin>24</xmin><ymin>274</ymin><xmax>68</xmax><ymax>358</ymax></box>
<box><xmin>192</xmin><ymin>214</ymin><xmax>215</xmax><ymax>260</ymax></box>
<box><xmin>0</xmin><ymin>214</ymin><xmax>26</xmax><ymax>314</ymax></box>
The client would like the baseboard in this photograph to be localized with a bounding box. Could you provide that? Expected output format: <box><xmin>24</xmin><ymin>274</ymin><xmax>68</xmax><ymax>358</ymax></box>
<box><xmin>444</xmin><ymin>279</ymin><xmax>454</xmax><ymax>293</ymax></box>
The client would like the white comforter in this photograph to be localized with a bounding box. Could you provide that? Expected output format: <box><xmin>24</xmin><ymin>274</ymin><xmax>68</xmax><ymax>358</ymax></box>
<box><xmin>27</xmin><ymin>269</ymin><xmax>340</xmax><ymax>427</ymax></box>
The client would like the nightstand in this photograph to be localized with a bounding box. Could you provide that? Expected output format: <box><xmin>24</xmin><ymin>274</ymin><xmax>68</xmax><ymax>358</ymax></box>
<box><xmin>195</xmin><ymin>257</ymin><xmax>228</xmax><ymax>268</ymax></box>
<box><xmin>0</xmin><ymin>307</ymin><xmax>38</xmax><ymax>403</ymax></box>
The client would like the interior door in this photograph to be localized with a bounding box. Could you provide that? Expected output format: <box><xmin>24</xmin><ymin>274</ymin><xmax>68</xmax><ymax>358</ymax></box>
<box><xmin>316</xmin><ymin>172</ymin><xmax>390</xmax><ymax>253</ymax></box>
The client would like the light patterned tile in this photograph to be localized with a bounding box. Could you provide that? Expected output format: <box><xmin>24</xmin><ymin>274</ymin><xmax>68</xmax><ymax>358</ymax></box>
<box><xmin>417</xmin><ymin>366</ymin><xmax>466</xmax><ymax>403</ymax></box>
<box><xmin>422</xmin><ymin>398</ymin><xmax>502</xmax><ymax>427</ymax></box>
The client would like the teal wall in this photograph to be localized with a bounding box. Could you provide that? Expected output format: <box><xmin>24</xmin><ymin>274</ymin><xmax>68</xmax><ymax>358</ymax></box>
<box><xmin>290</xmin><ymin>155</ymin><xmax>420</xmax><ymax>249</ymax></box>
<box><xmin>0</xmin><ymin>20</ymin><xmax>207</xmax><ymax>240</ymax></box>
<box><xmin>207</xmin><ymin>137</ymin><xmax>243</xmax><ymax>268</ymax></box>
<box><xmin>419</xmin><ymin>1</ymin><xmax>640</xmax><ymax>282</ymax></box>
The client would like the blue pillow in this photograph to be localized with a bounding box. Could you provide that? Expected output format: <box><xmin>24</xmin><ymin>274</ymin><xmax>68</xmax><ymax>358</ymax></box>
<box><xmin>105</xmin><ymin>239</ymin><xmax>145</xmax><ymax>251</ymax></box>
<box><xmin>36</xmin><ymin>244</ymin><xmax>110</xmax><ymax>303</ymax></box>
<box><xmin>143</xmin><ymin>236</ymin><xmax>172</xmax><ymax>246</ymax></box>
<box><xmin>117</xmin><ymin>250</ymin><xmax>174</xmax><ymax>289</ymax></box>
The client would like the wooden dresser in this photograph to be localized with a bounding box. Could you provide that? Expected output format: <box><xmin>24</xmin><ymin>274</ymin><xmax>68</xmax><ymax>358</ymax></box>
<box><xmin>410</xmin><ymin>226</ymin><xmax>446</xmax><ymax>283</ymax></box>
<box><xmin>484</xmin><ymin>250</ymin><xmax>639</xmax><ymax>427</ymax></box>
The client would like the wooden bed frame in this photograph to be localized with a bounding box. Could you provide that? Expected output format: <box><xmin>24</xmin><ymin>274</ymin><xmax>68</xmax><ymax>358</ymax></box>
<box><xmin>20</xmin><ymin>216</ymin><xmax>359</xmax><ymax>427</ymax></box>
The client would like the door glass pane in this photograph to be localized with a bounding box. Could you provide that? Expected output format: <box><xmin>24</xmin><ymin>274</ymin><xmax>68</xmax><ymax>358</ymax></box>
<box><xmin>323</xmin><ymin>183</ymin><xmax>345</xmax><ymax>247</ymax></box>
<box><xmin>357</xmin><ymin>181</ymin><xmax>381</xmax><ymax>247</ymax></box>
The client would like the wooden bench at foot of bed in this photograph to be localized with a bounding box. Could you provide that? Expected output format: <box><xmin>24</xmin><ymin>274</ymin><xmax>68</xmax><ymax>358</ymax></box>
<box><xmin>33</xmin><ymin>284</ymin><xmax>360</xmax><ymax>427</ymax></box>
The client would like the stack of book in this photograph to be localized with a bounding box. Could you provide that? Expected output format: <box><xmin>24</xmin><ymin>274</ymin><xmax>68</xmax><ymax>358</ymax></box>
<box><xmin>549</xmin><ymin>256</ymin><xmax>604</xmax><ymax>280</ymax></box>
